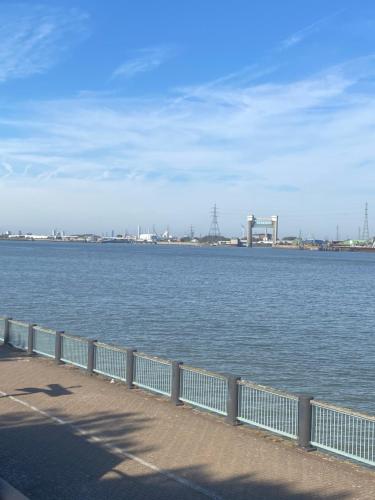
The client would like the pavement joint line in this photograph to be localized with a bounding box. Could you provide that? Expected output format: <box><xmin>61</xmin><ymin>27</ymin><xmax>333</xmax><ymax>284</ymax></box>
<box><xmin>0</xmin><ymin>389</ymin><xmax>223</xmax><ymax>500</ymax></box>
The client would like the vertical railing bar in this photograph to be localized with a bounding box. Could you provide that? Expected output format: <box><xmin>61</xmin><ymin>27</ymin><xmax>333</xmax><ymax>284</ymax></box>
<box><xmin>340</xmin><ymin>411</ymin><xmax>343</xmax><ymax>452</ymax></box>
<box><xmin>3</xmin><ymin>317</ymin><xmax>11</xmax><ymax>344</ymax></box>
<box><xmin>126</xmin><ymin>348</ymin><xmax>136</xmax><ymax>388</ymax></box>
<box><xmin>367</xmin><ymin>422</ymin><xmax>372</xmax><ymax>460</ymax></box>
<box><xmin>355</xmin><ymin>418</ymin><xmax>361</xmax><ymax>456</ymax></box>
<box><xmin>350</xmin><ymin>416</ymin><xmax>355</xmax><ymax>455</ymax></box>
<box><xmin>55</xmin><ymin>331</ymin><xmax>64</xmax><ymax>364</ymax></box>
<box><xmin>27</xmin><ymin>323</ymin><xmax>36</xmax><ymax>356</ymax></box>
<box><xmin>226</xmin><ymin>374</ymin><xmax>240</xmax><ymax>425</ymax></box>
<box><xmin>298</xmin><ymin>394</ymin><xmax>315</xmax><ymax>451</ymax></box>
<box><xmin>87</xmin><ymin>338</ymin><xmax>97</xmax><ymax>374</ymax></box>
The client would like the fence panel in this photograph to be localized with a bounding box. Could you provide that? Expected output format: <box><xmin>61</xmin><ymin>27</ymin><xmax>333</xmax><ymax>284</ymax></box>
<box><xmin>133</xmin><ymin>353</ymin><xmax>172</xmax><ymax>396</ymax></box>
<box><xmin>61</xmin><ymin>334</ymin><xmax>88</xmax><ymax>368</ymax></box>
<box><xmin>33</xmin><ymin>326</ymin><xmax>56</xmax><ymax>358</ymax></box>
<box><xmin>8</xmin><ymin>320</ymin><xmax>29</xmax><ymax>350</ymax></box>
<box><xmin>180</xmin><ymin>366</ymin><xmax>228</xmax><ymax>415</ymax></box>
<box><xmin>0</xmin><ymin>317</ymin><xmax>4</xmax><ymax>342</ymax></box>
<box><xmin>237</xmin><ymin>380</ymin><xmax>298</xmax><ymax>438</ymax></box>
<box><xmin>94</xmin><ymin>343</ymin><xmax>127</xmax><ymax>381</ymax></box>
<box><xmin>311</xmin><ymin>401</ymin><xmax>375</xmax><ymax>466</ymax></box>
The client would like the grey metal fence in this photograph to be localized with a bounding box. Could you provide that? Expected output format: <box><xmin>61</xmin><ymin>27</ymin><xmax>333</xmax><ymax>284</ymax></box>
<box><xmin>180</xmin><ymin>365</ymin><xmax>228</xmax><ymax>415</ymax></box>
<box><xmin>1</xmin><ymin>314</ymin><xmax>375</xmax><ymax>469</ymax></box>
<box><xmin>238</xmin><ymin>380</ymin><xmax>298</xmax><ymax>438</ymax></box>
<box><xmin>133</xmin><ymin>352</ymin><xmax>172</xmax><ymax>396</ymax></box>
<box><xmin>311</xmin><ymin>401</ymin><xmax>375</xmax><ymax>467</ymax></box>
<box><xmin>8</xmin><ymin>320</ymin><xmax>29</xmax><ymax>350</ymax></box>
<box><xmin>0</xmin><ymin>317</ymin><xmax>5</xmax><ymax>342</ymax></box>
<box><xmin>61</xmin><ymin>334</ymin><xmax>88</xmax><ymax>368</ymax></box>
<box><xmin>33</xmin><ymin>326</ymin><xmax>56</xmax><ymax>358</ymax></box>
<box><xmin>94</xmin><ymin>342</ymin><xmax>127</xmax><ymax>382</ymax></box>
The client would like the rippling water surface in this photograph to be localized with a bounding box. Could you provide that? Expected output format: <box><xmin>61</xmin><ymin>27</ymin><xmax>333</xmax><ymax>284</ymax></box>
<box><xmin>1</xmin><ymin>241</ymin><xmax>374</xmax><ymax>412</ymax></box>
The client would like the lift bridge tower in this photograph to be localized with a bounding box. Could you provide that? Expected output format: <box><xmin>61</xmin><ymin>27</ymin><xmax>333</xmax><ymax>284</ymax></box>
<box><xmin>246</xmin><ymin>214</ymin><xmax>279</xmax><ymax>247</ymax></box>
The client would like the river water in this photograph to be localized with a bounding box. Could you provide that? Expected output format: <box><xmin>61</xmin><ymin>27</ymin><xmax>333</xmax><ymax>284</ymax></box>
<box><xmin>0</xmin><ymin>241</ymin><xmax>374</xmax><ymax>413</ymax></box>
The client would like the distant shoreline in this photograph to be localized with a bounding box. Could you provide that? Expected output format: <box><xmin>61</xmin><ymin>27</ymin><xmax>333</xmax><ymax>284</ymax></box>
<box><xmin>0</xmin><ymin>238</ymin><xmax>374</xmax><ymax>252</ymax></box>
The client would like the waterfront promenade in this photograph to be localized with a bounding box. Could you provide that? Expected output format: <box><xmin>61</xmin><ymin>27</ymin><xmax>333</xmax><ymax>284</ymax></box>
<box><xmin>0</xmin><ymin>346</ymin><xmax>374</xmax><ymax>500</ymax></box>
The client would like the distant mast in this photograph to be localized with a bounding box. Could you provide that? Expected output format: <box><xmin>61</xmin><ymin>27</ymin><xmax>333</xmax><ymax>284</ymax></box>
<box><xmin>362</xmin><ymin>202</ymin><xmax>369</xmax><ymax>240</ymax></box>
<box><xmin>208</xmin><ymin>204</ymin><xmax>220</xmax><ymax>243</ymax></box>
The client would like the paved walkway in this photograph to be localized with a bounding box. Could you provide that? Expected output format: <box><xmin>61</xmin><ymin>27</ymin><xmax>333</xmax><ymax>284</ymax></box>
<box><xmin>0</xmin><ymin>346</ymin><xmax>374</xmax><ymax>500</ymax></box>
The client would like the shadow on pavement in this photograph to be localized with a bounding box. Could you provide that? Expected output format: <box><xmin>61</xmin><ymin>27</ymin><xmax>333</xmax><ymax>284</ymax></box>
<box><xmin>0</xmin><ymin>407</ymin><xmax>350</xmax><ymax>500</ymax></box>
<box><xmin>0</xmin><ymin>345</ymin><xmax>28</xmax><ymax>362</ymax></box>
<box><xmin>14</xmin><ymin>383</ymin><xmax>81</xmax><ymax>397</ymax></box>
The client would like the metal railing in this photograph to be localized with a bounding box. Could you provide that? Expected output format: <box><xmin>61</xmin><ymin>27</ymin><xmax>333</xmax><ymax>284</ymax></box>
<box><xmin>94</xmin><ymin>342</ymin><xmax>127</xmax><ymax>382</ymax></box>
<box><xmin>0</xmin><ymin>316</ymin><xmax>5</xmax><ymax>342</ymax></box>
<box><xmin>180</xmin><ymin>365</ymin><xmax>228</xmax><ymax>415</ymax></box>
<box><xmin>311</xmin><ymin>401</ymin><xmax>375</xmax><ymax>466</ymax></box>
<box><xmin>238</xmin><ymin>380</ymin><xmax>298</xmax><ymax>438</ymax></box>
<box><xmin>33</xmin><ymin>326</ymin><xmax>56</xmax><ymax>358</ymax></box>
<box><xmin>60</xmin><ymin>334</ymin><xmax>88</xmax><ymax>369</ymax></box>
<box><xmin>1</xmin><ymin>314</ymin><xmax>375</xmax><ymax>469</ymax></box>
<box><xmin>133</xmin><ymin>352</ymin><xmax>172</xmax><ymax>396</ymax></box>
<box><xmin>8</xmin><ymin>320</ymin><xmax>29</xmax><ymax>350</ymax></box>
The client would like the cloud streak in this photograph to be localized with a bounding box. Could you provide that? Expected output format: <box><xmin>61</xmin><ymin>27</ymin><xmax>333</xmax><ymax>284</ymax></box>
<box><xmin>280</xmin><ymin>9</ymin><xmax>346</xmax><ymax>49</ymax></box>
<box><xmin>0</xmin><ymin>3</ymin><xmax>90</xmax><ymax>83</ymax></box>
<box><xmin>112</xmin><ymin>46</ymin><xmax>174</xmax><ymax>79</ymax></box>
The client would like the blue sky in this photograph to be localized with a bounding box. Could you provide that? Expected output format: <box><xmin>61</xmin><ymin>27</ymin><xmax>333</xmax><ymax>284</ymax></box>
<box><xmin>1</xmin><ymin>0</ymin><xmax>375</xmax><ymax>237</ymax></box>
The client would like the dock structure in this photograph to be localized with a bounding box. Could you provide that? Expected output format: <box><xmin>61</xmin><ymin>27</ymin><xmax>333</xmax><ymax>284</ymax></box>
<box><xmin>1</xmin><ymin>344</ymin><xmax>375</xmax><ymax>499</ymax></box>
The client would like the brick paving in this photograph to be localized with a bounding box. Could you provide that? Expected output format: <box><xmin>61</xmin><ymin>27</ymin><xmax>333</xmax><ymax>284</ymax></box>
<box><xmin>0</xmin><ymin>345</ymin><xmax>374</xmax><ymax>500</ymax></box>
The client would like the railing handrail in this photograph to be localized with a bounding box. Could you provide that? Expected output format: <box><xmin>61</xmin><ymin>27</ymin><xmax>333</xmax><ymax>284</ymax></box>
<box><xmin>134</xmin><ymin>351</ymin><xmax>172</xmax><ymax>365</ymax></box>
<box><xmin>8</xmin><ymin>319</ymin><xmax>29</xmax><ymax>327</ymax></box>
<box><xmin>238</xmin><ymin>379</ymin><xmax>298</xmax><ymax>401</ymax></box>
<box><xmin>33</xmin><ymin>325</ymin><xmax>56</xmax><ymax>334</ymax></box>
<box><xmin>312</xmin><ymin>399</ymin><xmax>375</xmax><ymax>422</ymax></box>
<box><xmin>94</xmin><ymin>341</ymin><xmax>128</xmax><ymax>353</ymax></box>
<box><xmin>181</xmin><ymin>364</ymin><xmax>227</xmax><ymax>380</ymax></box>
<box><xmin>61</xmin><ymin>332</ymin><xmax>89</xmax><ymax>342</ymax></box>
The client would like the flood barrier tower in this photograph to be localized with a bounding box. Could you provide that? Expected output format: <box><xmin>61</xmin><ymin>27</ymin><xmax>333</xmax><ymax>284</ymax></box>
<box><xmin>247</xmin><ymin>214</ymin><xmax>278</xmax><ymax>247</ymax></box>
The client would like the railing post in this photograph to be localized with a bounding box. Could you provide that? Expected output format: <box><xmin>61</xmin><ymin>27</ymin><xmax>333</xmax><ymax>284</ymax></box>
<box><xmin>126</xmin><ymin>348</ymin><xmax>136</xmax><ymax>389</ymax></box>
<box><xmin>55</xmin><ymin>331</ymin><xmax>64</xmax><ymax>364</ymax></box>
<box><xmin>87</xmin><ymin>339</ymin><xmax>97</xmax><ymax>374</ymax></box>
<box><xmin>3</xmin><ymin>317</ymin><xmax>11</xmax><ymax>345</ymax></box>
<box><xmin>171</xmin><ymin>361</ymin><xmax>183</xmax><ymax>405</ymax></box>
<box><xmin>27</xmin><ymin>324</ymin><xmax>36</xmax><ymax>355</ymax></box>
<box><xmin>298</xmin><ymin>394</ymin><xmax>315</xmax><ymax>450</ymax></box>
<box><xmin>226</xmin><ymin>374</ymin><xmax>240</xmax><ymax>425</ymax></box>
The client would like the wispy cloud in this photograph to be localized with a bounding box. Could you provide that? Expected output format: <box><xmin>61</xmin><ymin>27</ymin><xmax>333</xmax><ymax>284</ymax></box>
<box><xmin>112</xmin><ymin>46</ymin><xmax>174</xmax><ymax>79</ymax></box>
<box><xmin>0</xmin><ymin>160</ymin><xmax>13</xmax><ymax>178</ymax></box>
<box><xmin>0</xmin><ymin>4</ymin><xmax>90</xmax><ymax>83</ymax></box>
<box><xmin>1</xmin><ymin>56</ymin><xmax>373</xmax><ymax>180</ymax></box>
<box><xmin>280</xmin><ymin>9</ymin><xmax>345</xmax><ymax>49</ymax></box>
<box><xmin>1</xmin><ymin>55</ymin><xmax>375</xmax><ymax>233</ymax></box>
